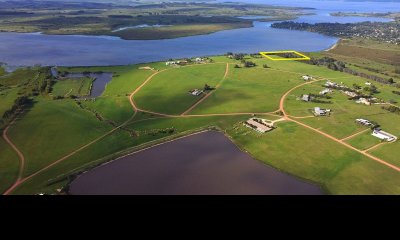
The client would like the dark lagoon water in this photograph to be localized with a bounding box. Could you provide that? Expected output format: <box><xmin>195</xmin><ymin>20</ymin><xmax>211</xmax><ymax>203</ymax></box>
<box><xmin>69</xmin><ymin>131</ymin><xmax>322</xmax><ymax>195</ymax></box>
<box><xmin>63</xmin><ymin>72</ymin><xmax>113</xmax><ymax>97</ymax></box>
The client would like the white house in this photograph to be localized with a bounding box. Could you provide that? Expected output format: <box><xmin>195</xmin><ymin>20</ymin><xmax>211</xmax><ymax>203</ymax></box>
<box><xmin>301</xmin><ymin>94</ymin><xmax>311</xmax><ymax>102</ymax></box>
<box><xmin>188</xmin><ymin>89</ymin><xmax>203</xmax><ymax>96</ymax></box>
<box><xmin>343</xmin><ymin>91</ymin><xmax>358</xmax><ymax>98</ymax></box>
<box><xmin>313</xmin><ymin>107</ymin><xmax>331</xmax><ymax>116</ymax></box>
<box><xmin>302</xmin><ymin>75</ymin><xmax>312</xmax><ymax>81</ymax></box>
<box><xmin>356</xmin><ymin>98</ymin><xmax>371</xmax><ymax>106</ymax></box>
<box><xmin>372</xmin><ymin>129</ymin><xmax>397</xmax><ymax>142</ymax></box>
<box><xmin>356</xmin><ymin>118</ymin><xmax>372</xmax><ymax>126</ymax></box>
<box><xmin>244</xmin><ymin>118</ymin><xmax>273</xmax><ymax>133</ymax></box>
<box><xmin>319</xmin><ymin>88</ymin><xmax>332</xmax><ymax>95</ymax></box>
<box><xmin>325</xmin><ymin>81</ymin><xmax>337</xmax><ymax>87</ymax></box>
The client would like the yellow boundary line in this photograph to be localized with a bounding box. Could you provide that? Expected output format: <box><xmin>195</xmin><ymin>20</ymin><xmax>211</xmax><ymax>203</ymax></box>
<box><xmin>260</xmin><ymin>50</ymin><xmax>310</xmax><ymax>61</ymax></box>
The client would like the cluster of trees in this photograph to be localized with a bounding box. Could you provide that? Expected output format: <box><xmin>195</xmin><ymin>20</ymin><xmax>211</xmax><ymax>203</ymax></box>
<box><xmin>2</xmin><ymin>96</ymin><xmax>31</xmax><ymax>121</ymax></box>
<box><xmin>392</xmin><ymin>90</ymin><xmax>400</xmax><ymax>95</ymax></box>
<box><xmin>234</xmin><ymin>61</ymin><xmax>256</xmax><ymax>68</ymax></box>
<box><xmin>204</xmin><ymin>84</ymin><xmax>214</xmax><ymax>91</ymax></box>
<box><xmin>226</xmin><ymin>52</ymin><xmax>245</xmax><ymax>60</ymax></box>
<box><xmin>243</xmin><ymin>61</ymin><xmax>256</xmax><ymax>68</ymax></box>
<box><xmin>306</xmin><ymin>57</ymin><xmax>346</xmax><ymax>71</ymax></box>
<box><xmin>382</xmin><ymin>105</ymin><xmax>400</xmax><ymax>115</ymax></box>
<box><xmin>307</xmin><ymin>93</ymin><xmax>332</xmax><ymax>104</ymax></box>
<box><xmin>364</xmin><ymin>85</ymin><xmax>379</xmax><ymax>94</ymax></box>
<box><xmin>342</xmin><ymin>68</ymin><xmax>394</xmax><ymax>85</ymax></box>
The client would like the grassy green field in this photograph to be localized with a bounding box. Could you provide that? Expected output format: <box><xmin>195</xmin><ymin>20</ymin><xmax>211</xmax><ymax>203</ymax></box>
<box><xmin>134</xmin><ymin>63</ymin><xmax>226</xmax><ymax>115</ymax></box>
<box><xmin>7</xmin><ymin>99</ymin><xmax>113</xmax><ymax>177</ymax></box>
<box><xmin>2</xmin><ymin>49</ymin><xmax>400</xmax><ymax>195</ymax></box>
<box><xmin>191</xmin><ymin>67</ymin><xmax>302</xmax><ymax>114</ymax></box>
<box><xmin>52</xmin><ymin>77</ymin><xmax>93</xmax><ymax>97</ymax></box>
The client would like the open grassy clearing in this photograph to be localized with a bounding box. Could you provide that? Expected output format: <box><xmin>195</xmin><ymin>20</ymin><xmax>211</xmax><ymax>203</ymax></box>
<box><xmin>6</xmin><ymin>99</ymin><xmax>112</xmax><ymax>177</ymax></box>
<box><xmin>52</xmin><ymin>77</ymin><xmax>93</xmax><ymax>97</ymax></box>
<box><xmin>134</xmin><ymin>63</ymin><xmax>226</xmax><ymax>115</ymax></box>
<box><xmin>191</xmin><ymin>67</ymin><xmax>301</xmax><ymax>114</ymax></box>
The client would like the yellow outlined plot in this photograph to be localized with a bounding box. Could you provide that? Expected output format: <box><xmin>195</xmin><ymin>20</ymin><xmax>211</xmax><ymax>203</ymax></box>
<box><xmin>260</xmin><ymin>50</ymin><xmax>310</xmax><ymax>61</ymax></box>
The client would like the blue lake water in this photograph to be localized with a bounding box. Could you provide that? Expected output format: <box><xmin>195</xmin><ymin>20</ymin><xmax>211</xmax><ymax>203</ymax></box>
<box><xmin>0</xmin><ymin>0</ymin><xmax>398</xmax><ymax>67</ymax></box>
<box><xmin>0</xmin><ymin>21</ymin><xmax>338</xmax><ymax>67</ymax></box>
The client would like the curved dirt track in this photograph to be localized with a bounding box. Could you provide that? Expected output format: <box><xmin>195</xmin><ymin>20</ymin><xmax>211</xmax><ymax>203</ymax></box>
<box><xmin>2</xmin><ymin>117</ymin><xmax>25</xmax><ymax>195</ymax></box>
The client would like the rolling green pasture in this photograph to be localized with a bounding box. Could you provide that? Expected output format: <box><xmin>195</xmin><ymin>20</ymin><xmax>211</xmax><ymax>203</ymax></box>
<box><xmin>134</xmin><ymin>63</ymin><xmax>226</xmax><ymax>115</ymax></box>
<box><xmin>191</xmin><ymin>67</ymin><xmax>302</xmax><ymax>114</ymax></box>
<box><xmin>7</xmin><ymin>99</ymin><xmax>112</xmax><ymax>177</ymax></box>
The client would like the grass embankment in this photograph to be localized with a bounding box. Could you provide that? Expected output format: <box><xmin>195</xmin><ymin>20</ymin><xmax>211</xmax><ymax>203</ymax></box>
<box><xmin>52</xmin><ymin>77</ymin><xmax>93</xmax><ymax>97</ymax></box>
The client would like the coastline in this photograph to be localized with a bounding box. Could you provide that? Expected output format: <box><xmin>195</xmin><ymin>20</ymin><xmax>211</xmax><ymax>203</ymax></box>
<box><xmin>325</xmin><ymin>39</ymin><xmax>341</xmax><ymax>52</ymax></box>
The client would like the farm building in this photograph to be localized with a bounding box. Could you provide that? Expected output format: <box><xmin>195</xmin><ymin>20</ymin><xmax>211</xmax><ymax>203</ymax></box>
<box><xmin>371</xmin><ymin>129</ymin><xmax>397</xmax><ymax>142</ymax></box>
<box><xmin>313</xmin><ymin>107</ymin><xmax>331</xmax><ymax>116</ymax></box>
<box><xmin>356</xmin><ymin>118</ymin><xmax>373</xmax><ymax>126</ymax></box>
<box><xmin>319</xmin><ymin>88</ymin><xmax>332</xmax><ymax>95</ymax></box>
<box><xmin>244</xmin><ymin>118</ymin><xmax>274</xmax><ymax>133</ymax></box>
<box><xmin>302</xmin><ymin>75</ymin><xmax>312</xmax><ymax>81</ymax></box>
<box><xmin>188</xmin><ymin>89</ymin><xmax>203</xmax><ymax>96</ymax></box>
<box><xmin>343</xmin><ymin>91</ymin><xmax>358</xmax><ymax>98</ymax></box>
<box><xmin>356</xmin><ymin>98</ymin><xmax>371</xmax><ymax>106</ymax></box>
<box><xmin>301</xmin><ymin>94</ymin><xmax>312</xmax><ymax>102</ymax></box>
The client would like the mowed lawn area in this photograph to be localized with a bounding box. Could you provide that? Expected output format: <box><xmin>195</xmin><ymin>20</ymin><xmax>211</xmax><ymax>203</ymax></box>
<box><xmin>191</xmin><ymin>67</ymin><xmax>302</xmax><ymax>114</ymax></box>
<box><xmin>134</xmin><ymin>63</ymin><xmax>226</xmax><ymax>115</ymax></box>
<box><xmin>52</xmin><ymin>77</ymin><xmax>93</xmax><ymax>97</ymax></box>
<box><xmin>0</xmin><ymin>137</ymin><xmax>20</xmax><ymax>194</ymax></box>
